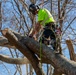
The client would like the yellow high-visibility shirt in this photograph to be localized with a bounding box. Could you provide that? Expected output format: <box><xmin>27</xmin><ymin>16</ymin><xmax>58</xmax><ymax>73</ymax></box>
<box><xmin>38</xmin><ymin>8</ymin><xmax>55</xmax><ymax>26</ymax></box>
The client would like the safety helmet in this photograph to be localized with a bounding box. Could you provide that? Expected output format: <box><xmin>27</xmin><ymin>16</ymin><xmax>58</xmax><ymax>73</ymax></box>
<box><xmin>29</xmin><ymin>4</ymin><xmax>39</xmax><ymax>14</ymax></box>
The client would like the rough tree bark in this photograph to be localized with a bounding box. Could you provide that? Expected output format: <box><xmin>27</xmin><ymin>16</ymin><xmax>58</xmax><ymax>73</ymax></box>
<box><xmin>2</xmin><ymin>28</ymin><xmax>45</xmax><ymax>75</ymax></box>
<box><xmin>1</xmin><ymin>28</ymin><xmax>76</xmax><ymax>75</ymax></box>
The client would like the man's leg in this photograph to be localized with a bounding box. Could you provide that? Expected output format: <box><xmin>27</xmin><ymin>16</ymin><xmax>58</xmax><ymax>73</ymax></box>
<box><xmin>42</xmin><ymin>29</ymin><xmax>55</xmax><ymax>49</ymax></box>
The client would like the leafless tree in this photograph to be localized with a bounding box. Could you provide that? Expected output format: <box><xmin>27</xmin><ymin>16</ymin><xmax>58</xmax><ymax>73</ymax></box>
<box><xmin>0</xmin><ymin>0</ymin><xmax>76</xmax><ymax>75</ymax></box>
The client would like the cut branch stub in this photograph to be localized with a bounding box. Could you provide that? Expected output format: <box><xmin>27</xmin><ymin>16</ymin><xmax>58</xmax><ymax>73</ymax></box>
<box><xmin>66</xmin><ymin>40</ymin><xmax>75</xmax><ymax>61</ymax></box>
<box><xmin>1</xmin><ymin>28</ymin><xmax>8</xmax><ymax>35</ymax></box>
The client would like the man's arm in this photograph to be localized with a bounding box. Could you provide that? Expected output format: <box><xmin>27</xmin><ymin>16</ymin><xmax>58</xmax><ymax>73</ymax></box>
<box><xmin>29</xmin><ymin>21</ymin><xmax>42</xmax><ymax>38</ymax></box>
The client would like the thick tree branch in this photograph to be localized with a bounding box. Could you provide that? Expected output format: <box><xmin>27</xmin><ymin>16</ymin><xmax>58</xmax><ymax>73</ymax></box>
<box><xmin>23</xmin><ymin>37</ymin><xmax>76</xmax><ymax>75</ymax></box>
<box><xmin>22</xmin><ymin>36</ymin><xmax>76</xmax><ymax>75</ymax></box>
<box><xmin>2</xmin><ymin>28</ymin><xmax>45</xmax><ymax>75</ymax></box>
<box><xmin>2</xmin><ymin>28</ymin><xmax>76</xmax><ymax>75</ymax></box>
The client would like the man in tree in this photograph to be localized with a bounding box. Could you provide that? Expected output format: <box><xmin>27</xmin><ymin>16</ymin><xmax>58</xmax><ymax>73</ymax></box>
<box><xmin>29</xmin><ymin>4</ymin><xmax>61</xmax><ymax>53</ymax></box>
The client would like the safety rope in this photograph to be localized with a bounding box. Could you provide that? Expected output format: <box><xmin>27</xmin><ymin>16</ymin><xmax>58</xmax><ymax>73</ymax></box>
<box><xmin>39</xmin><ymin>35</ymin><xmax>42</xmax><ymax>70</ymax></box>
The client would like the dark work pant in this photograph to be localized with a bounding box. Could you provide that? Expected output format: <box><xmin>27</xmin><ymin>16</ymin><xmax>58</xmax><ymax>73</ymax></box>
<box><xmin>40</xmin><ymin>22</ymin><xmax>57</xmax><ymax>50</ymax></box>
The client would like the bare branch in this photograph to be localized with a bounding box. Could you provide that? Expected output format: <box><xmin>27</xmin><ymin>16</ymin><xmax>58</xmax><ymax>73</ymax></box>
<box><xmin>66</xmin><ymin>40</ymin><xmax>75</xmax><ymax>61</ymax></box>
<box><xmin>0</xmin><ymin>54</ymin><xmax>30</xmax><ymax>64</ymax></box>
<box><xmin>62</xmin><ymin>17</ymin><xmax>76</xmax><ymax>35</ymax></box>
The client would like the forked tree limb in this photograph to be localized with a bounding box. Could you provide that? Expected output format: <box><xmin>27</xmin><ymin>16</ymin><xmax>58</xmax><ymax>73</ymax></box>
<box><xmin>0</xmin><ymin>32</ymin><xmax>50</xmax><ymax>64</ymax></box>
<box><xmin>1</xmin><ymin>28</ymin><xmax>76</xmax><ymax>75</ymax></box>
<box><xmin>2</xmin><ymin>28</ymin><xmax>45</xmax><ymax>75</ymax></box>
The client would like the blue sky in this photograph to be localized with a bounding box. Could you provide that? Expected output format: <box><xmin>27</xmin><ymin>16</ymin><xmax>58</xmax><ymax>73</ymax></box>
<box><xmin>0</xmin><ymin>0</ymin><xmax>76</xmax><ymax>75</ymax></box>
